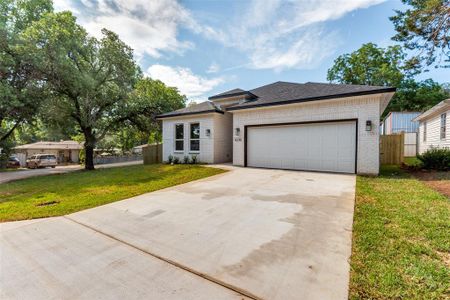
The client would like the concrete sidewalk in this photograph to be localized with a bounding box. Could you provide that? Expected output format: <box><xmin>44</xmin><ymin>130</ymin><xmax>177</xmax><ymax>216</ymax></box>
<box><xmin>0</xmin><ymin>160</ymin><xmax>143</xmax><ymax>184</ymax></box>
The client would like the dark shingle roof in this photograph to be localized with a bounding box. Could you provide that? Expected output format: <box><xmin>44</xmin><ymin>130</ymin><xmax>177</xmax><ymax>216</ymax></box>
<box><xmin>208</xmin><ymin>88</ymin><xmax>257</xmax><ymax>100</ymax></box>
<box><xmin>211</xmin><ymin>88</ymin><xmax>245</xmax><ymax>97</ymax></box>
<box><xmin>227</xmin><ymin>81</ymin><xmax>396</xmax><ymax>111</ymax></box>
<box><xmin>157</xmin><ymin>81</ymin><xmax>396</xmax><ymax>118</ymax></box>
<box><xmin>157</xmin><ymin>101</ymin><xmax>224</xmax><ymax>118</ymax></box>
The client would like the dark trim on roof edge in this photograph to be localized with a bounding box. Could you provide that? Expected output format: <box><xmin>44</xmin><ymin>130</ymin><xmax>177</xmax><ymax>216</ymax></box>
<box><xmin>227</xmin><ymin>88</ymin><xmax>396</xmax><ymax>111</ymax></box>
<box><xmin>208</xmin><ymin>91</ymin><xmax>257</xmax><ymax>100</ymax></box>
<box><xmin>156</xmin><ymin>109</ymin><xmax>224</xmax><ymax>119</ymax></box>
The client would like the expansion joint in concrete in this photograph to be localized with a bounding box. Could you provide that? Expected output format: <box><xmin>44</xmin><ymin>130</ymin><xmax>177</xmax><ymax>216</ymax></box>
<box><xmin>64</xmin><ymin>216</ymin><xmax>261</xmax><ymax>300</ymax></box>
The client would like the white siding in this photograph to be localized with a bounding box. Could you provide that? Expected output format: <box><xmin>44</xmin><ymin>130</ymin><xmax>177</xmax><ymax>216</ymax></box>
<box><xmin>232</xmin><ymin>94</ymin><xmax>383</xmax><ymax>175</ymax></box>
<box><xmin>418</xmin><ymin>109</ymin><xmax>450</xmax><ymax>153</ymax></box>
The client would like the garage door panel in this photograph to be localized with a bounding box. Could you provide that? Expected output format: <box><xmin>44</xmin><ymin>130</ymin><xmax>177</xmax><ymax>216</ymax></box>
<box><xmin>247</xmin><ymin>121</ymin><xmax>356</xmax><ymax>173</ymax></box>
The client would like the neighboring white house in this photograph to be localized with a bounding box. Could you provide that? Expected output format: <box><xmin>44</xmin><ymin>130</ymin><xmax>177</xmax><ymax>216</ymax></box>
<box><xmin>13</xmin><ymin>141</ymin><xmax>82</xmax><ymax>166</ymax></box>
<box><xmin>157</xmin><ymin>82</ymin><xmax>395</xmax><ymax>175</ymax></box>
<box><xmin>413</xmin><ymin>99</ymin><xmax>450</xmax><ymax>154</ymax></box>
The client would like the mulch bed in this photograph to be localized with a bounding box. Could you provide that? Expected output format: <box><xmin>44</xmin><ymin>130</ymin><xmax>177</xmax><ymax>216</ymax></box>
<box><xmin>408</xmin><ymin>170</ymin><xmax>450</xmax><ymax>198</ymax></box>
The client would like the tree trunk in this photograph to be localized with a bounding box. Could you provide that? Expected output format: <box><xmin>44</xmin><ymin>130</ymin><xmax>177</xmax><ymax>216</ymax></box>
<box><xmin>83</xmin><ymin>129</ymin><xmax>96</xmax><ymax>170</ymax></box>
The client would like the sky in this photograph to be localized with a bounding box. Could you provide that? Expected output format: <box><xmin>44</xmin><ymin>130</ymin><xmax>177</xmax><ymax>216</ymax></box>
<box><xmin>54</xmin><ymin>0</ymin><xmax>449</xmax><ymax>102</ymax></box>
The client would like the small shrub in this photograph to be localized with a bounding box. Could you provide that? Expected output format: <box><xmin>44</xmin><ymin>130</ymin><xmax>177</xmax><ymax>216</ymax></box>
<box><xmin>190</xmin><ymin>155</ymin><xmax>198</xmax><ymax>164</ymax></box>
<box><xmin>417</xmin><ymin>147</ymin><xmax>450</xmax><ymax>171</ymax></box>
<box><xmin>167</xmin><ymin>155</ymin><xmax>173</xmax><ymax>164</ymax></box>
<box><xmin>183</xmin><ymin>156</ymin><xmax>190</xmax><ymax>164</ymax></box>
<box><xmin>173</xmin><ymin>156</ymin><xmax>180</xmax><ymax>164</ymax></box>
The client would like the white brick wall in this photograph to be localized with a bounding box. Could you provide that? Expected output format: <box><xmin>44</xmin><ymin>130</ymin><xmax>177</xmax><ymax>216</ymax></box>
<box><xmin>418</xmin><ymin>109</ymin><xmax>450</xmax><ymax>153</ymax></box>
<box><xmin>232</xmin><ymin>94</ymin><xmax>383</xmax><ymax>175</ymax></box>
<box><xmin>162</xmin><ymin>112</ymin><xmax>234</xmax><ymax>163</ymax></box>
<box><xmin>162</xmin><ymin>114</ymin><xmax>215</xmax><ymax>163</ymax></box>
<box><xmin>213</xmin><ymin>112</ymin><xmax>233</xmax><ymax>163</ymax></box>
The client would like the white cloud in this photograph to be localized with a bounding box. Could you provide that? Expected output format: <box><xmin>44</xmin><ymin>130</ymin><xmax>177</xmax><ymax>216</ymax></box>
<box><xmin>202</xmin><ymin>0</ymin><xmax>386</xmax><ymax>70</ymax></box>
<box><xmin>55</xmin><ymin>0</ymin><xmax>197</xmax><ymax>58</ymax></box>
<box><xmin>249</xmin><ymin>30</ymin><xmax>338</xmax><ymax>71</ymax></box>
<box><xmin>206</xmin><ymin>62</ymin><xmax>220</xmax><ymax>73</ymax></box>
<box><xmin>54</xmin><ymin>0</ymin><xmax>386</xmax><ymax>72</ymax></box>
<box><xmin>146</xmin><ymin>65</ymin><xmax>224</xmax><ymax>99</ymax></box>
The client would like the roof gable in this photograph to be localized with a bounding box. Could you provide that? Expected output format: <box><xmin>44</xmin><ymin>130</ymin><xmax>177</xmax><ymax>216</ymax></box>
<box><xmin>413</xmin><ymin>99</ymin><xmax>450</xmax><ymax>122</ymax></box>
<box><xmin>157</xmin><ymin>101</ymin><xmax>224</xmax><ymax>119</ymax></box>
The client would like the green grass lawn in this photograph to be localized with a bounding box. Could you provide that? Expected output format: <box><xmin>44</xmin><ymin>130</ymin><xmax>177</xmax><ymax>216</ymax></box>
<box><xmin>0</xmin><ymin>164</ymin><xmax>226</xmax><ymax>222</ymax></box>
<box><xmin>0</xmin><ymin>168</ymin><xmax>26</xmax><ymax>172</ymax></box>
<box><xmin>404</xmin><ymin>156</ymin><xmax>422</xmax><ymax>167</ymax></box>
<box><xmin>350</xmin><ymin>165</ymin><xmax>449</xmax><ymax>299</ymax></box>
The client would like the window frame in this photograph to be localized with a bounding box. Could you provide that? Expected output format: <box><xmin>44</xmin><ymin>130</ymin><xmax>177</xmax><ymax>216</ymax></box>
<box><xmin>189</xmin><ymin>122</ymin><xmax>200</xmax><ymax>153</ymax></box>
<box><xmin>174</xmin><ymin>123</ymin><xmax>184</xmax><ymax>152</ymax></box>
<box><xmin>440</xmin><ymin>113</ymin><xmax>447</xmax><ymax>140</ymax></box>
<box><xmin>423</xmin><ymin>121</ymin><xmax>427</xmax><ymax>142</ymax></box>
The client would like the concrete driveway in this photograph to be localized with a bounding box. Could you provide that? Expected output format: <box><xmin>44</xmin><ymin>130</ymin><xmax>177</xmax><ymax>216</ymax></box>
<box><xmin>0</xmin><ymin>160</ymin><xmax>143</xmax><ymax>184</ymax></box>
<box><xmin>0</xmin><ymin>166</ymin><xmax>355</xmax><ymax>300</ymax></box>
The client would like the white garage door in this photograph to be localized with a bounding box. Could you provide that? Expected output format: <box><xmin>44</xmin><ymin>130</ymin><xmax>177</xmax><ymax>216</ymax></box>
<box><xmin>246</xmin><ymin>121</ymin><xmax>356</xmax><ymax>173</ymax></box>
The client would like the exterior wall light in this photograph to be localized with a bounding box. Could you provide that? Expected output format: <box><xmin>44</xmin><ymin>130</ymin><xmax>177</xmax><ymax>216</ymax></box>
<box><xmin>366</xmin><ymin>120</ymin><xmax>372</xmax><ymax>131</ymax></box>
<box><xmin>235</xmin><ymin>128</ymin><xmax>241</xmax><ymax>136</ymax></box>
<box><xmin>205</xmin><ymin>129</ymin><xmax>211</xmax><ymax>137</ymax></box>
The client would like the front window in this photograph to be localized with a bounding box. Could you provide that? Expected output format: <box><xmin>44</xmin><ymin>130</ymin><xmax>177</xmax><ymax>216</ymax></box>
<box><xmin>423</xmin><ymin>121</ymin><xmax>427</xmax><ymax>142</ymax></box>
<box><xmin>441</xmin><ymin>113</ymin><xmax>447</xmax><ymax>140</ymax></box>
<box><xmin>190</xmin><ymin>123</ymin><xmax>200</xmax><ymax>152</ymax></box>
<box><xmin>175</xmin><ymin>124</ymin><xmax>184</xmax><ymax>152</ymax></box>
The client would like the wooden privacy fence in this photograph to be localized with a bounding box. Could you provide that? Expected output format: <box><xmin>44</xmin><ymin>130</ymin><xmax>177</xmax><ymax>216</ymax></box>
<box><xmin>142</xmin><ymin>144</ymin><xmax>162</xmax><ymax>164</ymax></box>
<box><xmin>380</xmin><ymin>133</ymin><xmax>404</xmax><ymax>165</ymax></box>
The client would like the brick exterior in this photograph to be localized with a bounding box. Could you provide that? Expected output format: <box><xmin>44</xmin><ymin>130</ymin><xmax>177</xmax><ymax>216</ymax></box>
<box><xmin>232</xmin><ymin>94</ymin><xmax>385</xmax><ymax>175</ymax></box>
<box><xmin>162</xmin><ymin>93</ymin><xmax>393</xmax><ymax>175</ymax></box>
<box><xmin>162</xmin><ymin>113</ymin><xmax>233</xmax><ymax>163</ymax></box>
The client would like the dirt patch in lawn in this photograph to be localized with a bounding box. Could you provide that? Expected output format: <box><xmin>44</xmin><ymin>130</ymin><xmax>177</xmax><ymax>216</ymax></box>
<box><xmin>36</xmin><ymin>200</ymin><xmax>60</xmax><ymax>207</ymax></box>
<box><xmin>409</xmin><ymin>170</ymin><xmax>450</xmax><ymax>198</ymax></box>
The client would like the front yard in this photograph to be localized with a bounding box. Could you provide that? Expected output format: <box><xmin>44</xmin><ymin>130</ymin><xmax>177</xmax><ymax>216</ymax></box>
<box><xmin>351</xmin><ymin>165</ymin><xmax>449</xmax><ymax>299</ymax></box>
<box><xmin>0</xmin><ymin>164</ymin><xmax>225</xmax><ymax>222</ymax></box>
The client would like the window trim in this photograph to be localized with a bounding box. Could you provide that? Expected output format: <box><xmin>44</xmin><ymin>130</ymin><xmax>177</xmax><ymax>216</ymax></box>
<box><xmin>189</xmin><ymin>122</ymin><xmax>200</xmax><ymax>153</ymax></box>
<box><xmin>440</xmin><ymin>113</ymin><xmax>447</xmax><ymax>140</ymax></box>
<box><xmin>423</xmin><ymin>121</ymin><xmax>427</xmax><ymax>142</ymax></box>
<box><xmin>174</xmin><ymin>123</ymin><xmax>184</xmax><ymax>153</ymax></box>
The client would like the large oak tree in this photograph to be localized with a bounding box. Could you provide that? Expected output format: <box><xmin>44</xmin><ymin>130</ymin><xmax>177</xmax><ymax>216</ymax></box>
<box><xmin>23</xmin><ymin>11</ymin><xmax>142</xmax><ymax>169</ymax></box>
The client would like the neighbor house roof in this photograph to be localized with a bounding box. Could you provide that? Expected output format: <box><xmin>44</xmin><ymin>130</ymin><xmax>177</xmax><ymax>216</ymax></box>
<box><xmin>14</xmin><ymin>141</ymin><xmax>83</xmax><ymax>150</ymax></box>
<box><xmin>157</xmin><ymin>81</ymin><xmax>396</xmax><ymax>118</ymax></box>
<box><xmin>227</xmin><ymin>81</ymin><xmax>396</xmax><ymax>111</ymax></box>
<box><xmin>157</xmin><ymin>101</ymin><xmax>224</xmax><ymax>119</ymax></box>
<box><xmin>413</xmin><ymin>99</ymin><xmax>450</xmax><ymax>122</ymax></box>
